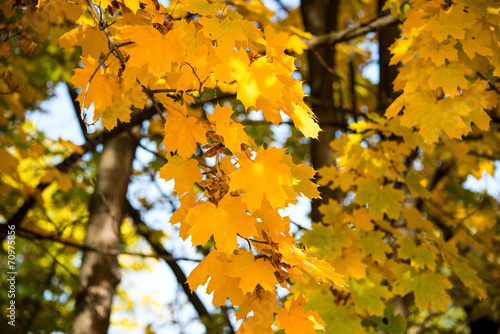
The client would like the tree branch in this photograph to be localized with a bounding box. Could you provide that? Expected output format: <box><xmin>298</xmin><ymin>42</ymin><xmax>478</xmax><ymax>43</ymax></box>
<box><xmin>304</xmin><ymin>11</ymin><xmax>399</xmax><ymax>49</ymax></box>
<box><xmin>16</xmin><ymin>226</ymin><xmax>200</xmax><ymax>262</ymax></box>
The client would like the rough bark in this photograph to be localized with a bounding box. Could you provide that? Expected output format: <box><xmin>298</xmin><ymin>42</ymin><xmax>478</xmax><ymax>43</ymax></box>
<box><xmin>301</xmin><ymin>0</ymin><xmax>343</xmax><ymax>222</ymax></box>
<box><xmin>73</xmin><ymin>126</ymin><xmax>141</xmax><ymax>334</ymax></box>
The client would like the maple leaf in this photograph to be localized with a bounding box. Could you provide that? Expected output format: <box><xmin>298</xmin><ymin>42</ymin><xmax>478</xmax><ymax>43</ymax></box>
<box><xmin>371</xmin><ymin>304</ymin><xmax>407</xmax><ymax>334</ymax></box>
<box><xmin>302</xmin><ymin>223</ymin><xmax>351</xmax><ymax>259</ymax></box>
<box><xmin>345</xmin><ymin>208</ymin><xmax>374</xmax><ymax>231</ymax></box>
<box><xmin>358</xmin><ymin>230</ymin><xmax>392</xmax><ymax>263</ymax></box>
<box><xmin>59</xmin><ymin>23</ymin><xmax>108</xmax><ymax>59</ymax></box>
<box><xmin>185</xmin><ymin>196</ymin><xmax>257</xmax><ymax>255</ymax></box>
<box><xmin>228</xmin><ymin>250</ymin><xmax>278</xmax><ymax>293</ymax></box>
<box><xmin>278</xmin><ymin>237</ymin><xmax>345</xmax><ymax>287</ymax></box>
<box><xmin>282</xmin><ymin>154</ymin><xmax>320</xmax><ymax>200</ymax></box>
<box><xmin>159</xmin><ymin>155</ymin><xmax>202</xmax><ymax>195</ymax></box>
<box><xmin>70</xmin><ymin>56</ymin><xmax>120</xmax><ymax>111</ymax></box>
<box><xmin>397</xmin><ymin>238</ymin><xmax>437</xmax><ymax>271</ymax></box>
<box><xmin>187</xmin><ymin>249</ymin><xmax>246</xmax><ymax>307</ymax></box>
<box><xmin>418</xmin><ymin>35</ymin><xmax>458</xmax><ymax>66</ymax></box>
<box><xmin>229</xmin><ymin>147</ymin><xmax>295</xmax><ymax>213</ymax></box>
<box><xmin>349</xmin><ymin>276</ymin><xmax>392</xmax><ymax>316</ymax></box>
<box><xmin>427</xmin><ymin>62</ymin><xmax>470</xmax><ymax>97</ymax></box>
<box><xmin>331</xmin><ymin>243</ymin><xmax>368</xmax><ymax>280</ymax></box>
<box><xmin>198</xmin><ymin>15</ymin><xmax>249</xmax><ymax>48</ymax></box>
<box><xmin>325</xmin><ymin>306</ymin><xmax>365</xmax><ymax>334</ymax></box>
<box><xmin>119</xmin><ymin>24</ymin><xmax>184</xmax><ymax>78</ymax></box>
<box><xmin>285</xmin><ymin>101</ymin><xmax>321</xmax><ymax>139</ymax></box>
<box><xmin>253</xmin><ymin>200</ymin><xmax>290</xmax><ymax>239</ymax></box>
<box><xmin>161</xmin><ymin>107</ymin><xmax>207</xmax><ymax>158</ymax></box>
<box><xmin>276</xmin><ymin>294</ymin><xmax>326</xmax><ymax>334</ymax></box>
<box><xmin>354</xmin><ymin>179</ymin><xmax>405</xmax><ymax>220</ymax></box>
<box><xmin>393</xmin><ymin>266</ymin><xmax>452</xmax><ymax>311</ymax></box>
<box><xmin>170</xmin><ymin>192</ymin><xmax>197</xmax><ymax>240</ymax></box>
<box><xmin>318</xmin><ymin>199</ymin><xmax>343</xmax><ymax>225</ymax></box>
<box><xmin>386</xmin><ymin>92</ymin><xmax>469</xmax><ymax>142</ymax></box>
<box><xmin>460</xmin><ymin>20</ymin><xmax>494</xmax><ymax>59</ymax></box>
<box><xmin>182</xmin><ymin>0</ymin><xmax>225</xmax><ymax>16</ymax></box>
<box><xmin>235</xmin><ymin>288</ymin><xmax>279</xmax><ymax>331</ymax></box>
<box><xmin>426</xmin><ymin>3</ymin><xmax>475</xmax><ymax>43</ymax></box>
<box><xmin>209</xmin><ymin>105</ymin><xmax>251</xmax><ymax>153</ymax></box>
<box><xmin>186</xmin><ymin>248</ymin><xmax>221</xmax><ymax>291</ymax></box>
<box><xmin>450</xmin><ymin>260</ymin><xmax>487</xmax><ymax>299</ymax></box>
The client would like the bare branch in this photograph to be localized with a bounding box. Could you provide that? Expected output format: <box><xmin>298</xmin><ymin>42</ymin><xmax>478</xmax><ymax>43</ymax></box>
<box><xmin>304</xmin><ymin>11</ymin><xmax>399</xmax><ymax>49</ymax></box>
<box><xmin>16</xmin><ymin>226</ymin><xmax>201</xmax><ymax>262</ymax></box>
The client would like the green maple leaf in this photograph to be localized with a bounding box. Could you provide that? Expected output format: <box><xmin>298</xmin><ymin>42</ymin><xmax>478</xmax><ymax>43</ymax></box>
<box><xmin>358</xmin><ymin>230</ymin><xmax>392</xmax><ymax>263</ymax></box>
<box><xmin>349</xmin><ymin>276</ymin><xmax>392</xmax><ymax>316</ymax></box>
<box><xmin>355</xmin><ymin>179</ymin><xmax>405</xmax><ymax>220</ymax></box>
<box><xmin>393</xmin><ymin>266</ymin><xmax>452</xmax><ymax>311</ymax></box>
<box><xmin>371</xmin><ymin>303</ymin><xmax>407</xmax><ymax>334</ymax></box>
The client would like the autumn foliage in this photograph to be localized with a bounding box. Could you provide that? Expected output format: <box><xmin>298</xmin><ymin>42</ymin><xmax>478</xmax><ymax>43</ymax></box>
<box><xmin>1</xmin><ymin>0</ymin><xmax>500</xmax><ymax>333</ymax></box>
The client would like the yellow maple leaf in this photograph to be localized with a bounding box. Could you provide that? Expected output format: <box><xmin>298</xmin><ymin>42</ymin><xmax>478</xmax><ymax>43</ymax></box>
<box><xmin>159</xmin><ymin>155</ymin><xmax>202</xmax><ymax>195</ymax></box>
<box><xmin>386</xmin><ymin>92</ymin><xmax>469</xmax><ymax>142</ymax></box>
<box><xmin>70</xmin><ymin>56</ymin><xmax>120</xmax><ymax>111</ymax></box>
<box><xmin>331</xmin><ymin>243</ymin><xmax>368</xmax><ymax>280</ymax></box>
<box><xmin>186</xmin><ymin>196</ymin><xmax>257</xmax><ymax>255</ymax></box>
<box><xmin>186</xmin><ymin>249</ymin><xmax>246</xmax><ymax>307</ymax></box>
<box><xmin>229</xmin><ymin>147</ymin><xmax>295</xmax><ymax>213</ymax></box>
<box><xmin>59</xmin><ymin>23</ymin><xmax>108</xmax><ymax>59</ymax></box>
<box><xmin>228</xmin><ymin>251</ymin><xmax>278</xmax><ymax>293</ymax></box>
<box><xmin>426</xmin><ymin>3</ymin><xmax>475</xmax><ymax>43</ymax></box>
<box><xmin>427</xmin><ymin>62</ymin><xmax>470</xmax><ymax>97</ymax></box>
<box><xmin>461</xmin><ymin>20</ymin><xmax>494</xmax><ymax>59</ymax></box>
<box><xmin>235</xmin><ymin>289</ymin><xmax>280</xmax><ymax>332</ymax></box>
<box><xmin>253</xmin><ymin>200</ymin><xmax>290</xmax><ymax>239</ymax></box>
<box><xmin>170</xmin><ymin>192</ymin><xmax>197</xmax><ymax>240</ymax></box>
<box><xmin>119</xmin><ymin>24</ymin><xmax>184</xmax><ymax>78</ymax></box>
<box><xmin>161</xmin><ymin>107</ymin><xmax>207</xmax><ymax>158</ymax></box>
<box><xmin>198</xmin><ymin>14</ymin><xmax>250</xmax><ymax>48</ymax></box>
<box><xmin>418</xmin><ymin>34</ymin><xmax>458</xmax><ymax>66</ymax></box>
<box><xmin>182</xmin><ymin>0</ymin><xmax>225</xmax><ymax>16</ymax></box>
<box><xmin>209</xmin><ymin>105</ymin><xmax>251</xmax><ymax>153</ymax></box>
<box><xmin>276</xmin><ymin>294</ymin><xmax>325</xmax><ymax>334</ymax></box>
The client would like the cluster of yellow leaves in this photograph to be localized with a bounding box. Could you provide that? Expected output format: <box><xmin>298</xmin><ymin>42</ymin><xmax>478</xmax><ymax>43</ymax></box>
<box><xmin>64</xmin><ymin>0</ymin><xmax>318</xmax><ymax>137</ymax></box>
<box><xmin>168</xmin><ymin>138</ymin><xmax>345</xmax><ymax>331</ymax></box>
<box><xmin>296</xmin><ymin>111</ymin><xmax>494</xmax><ymax>332</ymax></box>
<box><xmin>386</xmin><ymin>0</ymin><xmax>500</xmax><ymax>143</ymax></box>
<box><xmin>60</xmin><ymin>0</ymin><xmax>348</xmax><ymax>332</ymax></box>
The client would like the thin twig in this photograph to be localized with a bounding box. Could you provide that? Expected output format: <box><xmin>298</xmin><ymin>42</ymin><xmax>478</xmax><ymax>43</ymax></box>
<box><xmin>304</xmin><ymin>11</ymin><xmax>399</xmax><ymax>49</ymax></box>
<box><xmin>86</xmin><ymin>0</ymin><xmax>127</xmax><ymax>63</ymax></box>
<box><xmin>16</xmin><ymin>227</ymin><xmax>201</xmax><ymax>262</ymax></box>
<box><xmin>142</xmin><ymin>84</ymin><xmax>167</xmax><ymax>123</ymax></box>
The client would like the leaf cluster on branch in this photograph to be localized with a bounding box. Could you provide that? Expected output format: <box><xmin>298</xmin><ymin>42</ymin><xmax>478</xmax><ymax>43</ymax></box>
<box><xmin>1</xmin><ymin>0</ymin><xmax>500</xmax><ymax>333</ymax></box>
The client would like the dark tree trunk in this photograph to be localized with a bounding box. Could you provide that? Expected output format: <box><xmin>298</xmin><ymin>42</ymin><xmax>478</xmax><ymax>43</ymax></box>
<box><xmin>378</xmin><ymin>0</ymin><xmax>399</xmax><ymax>111</ymax></box>
<box><xmin>73</xmin><ymin>126</ymin><xmax>141</xmax><ymax>334</ymax></box>
<box><xmin>301</xmin><ymin>0</ymin><xmax>344</xmax><ymax>223</ymax></box>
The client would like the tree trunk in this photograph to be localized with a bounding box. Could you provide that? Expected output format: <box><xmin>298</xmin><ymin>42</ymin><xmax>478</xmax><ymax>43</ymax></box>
<box><xmin>301</xmin><ymin>0</ymin><xmax>343</xmax><ymax>223</ymax></box>
<box><xmin>378</xmin><ymin>0</ymin><xmax>400</xmax><ymax>111</ymax></box>
<box><xmin>73</xmin><ymin>126</ymin><xmax>141</xmax><ymax>334</ymax></box>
